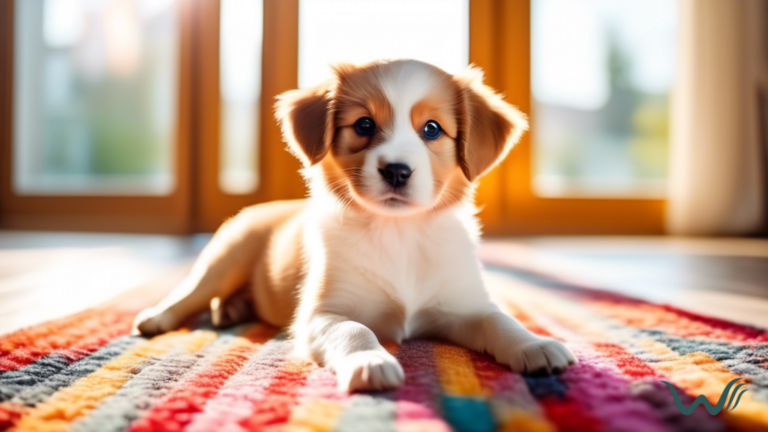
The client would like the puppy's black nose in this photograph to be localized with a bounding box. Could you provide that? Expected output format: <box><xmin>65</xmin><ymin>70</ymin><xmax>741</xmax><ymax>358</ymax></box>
<box><xmin>379</xmin><ymin>163</ymin><xmax>412</xmax><ymax>188</ymax></box>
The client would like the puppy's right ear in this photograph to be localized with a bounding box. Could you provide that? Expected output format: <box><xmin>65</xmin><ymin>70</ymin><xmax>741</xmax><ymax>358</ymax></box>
<box><xmin>275</xmin><ymin>81</ymin><xmax>334</xmax><ymax>166</ymax></box>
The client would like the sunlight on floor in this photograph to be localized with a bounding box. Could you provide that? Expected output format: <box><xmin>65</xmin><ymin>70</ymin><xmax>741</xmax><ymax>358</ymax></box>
<box><xmin>2</xmin><ymin>232</ymin><xmax>767</xmax><ymax>335</ymax></box>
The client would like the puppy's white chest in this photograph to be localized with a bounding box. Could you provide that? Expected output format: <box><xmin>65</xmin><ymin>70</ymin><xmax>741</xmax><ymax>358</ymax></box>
<box><xmin>346</xmin><ymin>226</ymin><xmax>440</xmax><ymax>309</ymax></box>
<box><xmin>343</xmin><ymin>246</ymin><xmax>437</xmax><ymax>339</ymax></box>
<box><xmin>319</xmin><ymin>212</ymin><xmax>483</xmax><ymax>340</ymax></box>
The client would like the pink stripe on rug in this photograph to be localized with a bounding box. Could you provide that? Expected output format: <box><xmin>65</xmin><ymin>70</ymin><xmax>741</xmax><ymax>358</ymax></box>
<box><xmin>185</xmin><ymin>338</ymin><xmax>292</xmax><ymax>432</ymax></box>
<box><xmin>127</xmin><ymin>325</ymin><xmax>277</xmax><ymax>432</ymax></box>
<box><xmin>559</xmin><ymin>360</ymin><xmax>668</xmax><ymax>432</ymax></box>
<box><xmin>394</xmin><ymin>340</ymin><xmax>449</xmax><ymax>432</ymax></box>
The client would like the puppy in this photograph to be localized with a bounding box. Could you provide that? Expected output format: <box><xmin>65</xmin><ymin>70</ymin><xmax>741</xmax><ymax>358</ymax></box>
<box><xmin>134</xmin><ymin>59</ymin><xmax>577</xmax><ymax>392</ymax></box>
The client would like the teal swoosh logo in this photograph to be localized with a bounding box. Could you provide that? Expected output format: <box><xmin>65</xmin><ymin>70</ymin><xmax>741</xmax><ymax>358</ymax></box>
<box><xmin>662</xmin><ymin>378</ymin><xmax>749</xmax><ymax>416</ymax></box>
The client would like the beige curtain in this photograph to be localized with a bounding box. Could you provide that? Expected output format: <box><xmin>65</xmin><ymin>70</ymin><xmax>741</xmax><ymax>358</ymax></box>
<box><xmin>667</xmin><ymin>0</ymin><xmax>768</xmax><ymax>235</ymax></box>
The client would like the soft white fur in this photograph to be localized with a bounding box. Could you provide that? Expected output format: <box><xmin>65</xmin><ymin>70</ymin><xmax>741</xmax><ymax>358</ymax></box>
<box><xmin>292</xmin><ymin>64</ymin><xmax>577</xmax><ymax>392</ymax></box>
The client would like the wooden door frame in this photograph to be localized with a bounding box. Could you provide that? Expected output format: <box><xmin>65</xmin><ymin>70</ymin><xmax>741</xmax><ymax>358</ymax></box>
<box><xmin>192</xmin><ymin>0</ymin><xmax>306</xmax><ymax>232</ymax></box>
<box><xmin>472</xmin><ymin>0</ymin><xmax>665</xmax><ymax>235</ymax></box>
<box><xmin>0</xmin><ymin>0</ymin><xmax>194</xmax><ymax>233</ymax></box>
<box><xmin>0</xmin><ymin>0</ymin><xmax>665</xmax><ymax>235</ymax></box>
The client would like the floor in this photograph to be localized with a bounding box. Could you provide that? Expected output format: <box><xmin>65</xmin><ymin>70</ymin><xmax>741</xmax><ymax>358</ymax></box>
<box><xmin>0</xmin><ymin>231</ymin><xmax>205</xmax><ymax>335</ymax></box>
<box><xmin>481</xmin><ymin>236</ymin><xmax>768</xmax><ymax>327</ymax></box>
<box><xmin>1</xmin><ymin>231</ymin><xmax>767</xmax><ymax>335</ymax></box>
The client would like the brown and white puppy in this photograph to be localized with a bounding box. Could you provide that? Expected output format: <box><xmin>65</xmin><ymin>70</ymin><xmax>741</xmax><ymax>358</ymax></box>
<box><xmin>134</xmin><ymin>59</ymin><xmax>576</xmax><ymax>392</ymax></box>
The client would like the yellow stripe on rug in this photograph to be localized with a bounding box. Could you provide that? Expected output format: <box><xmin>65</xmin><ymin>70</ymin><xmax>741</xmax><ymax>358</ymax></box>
<box><xmin>434</xmin><ymin>343</ymin><xmax>486</xmax><ymax>397</ymax></box>
<box><xmin>285</xmin><ymin>398</ymin><xmax>346</xmax><ymax>432</ymax></box>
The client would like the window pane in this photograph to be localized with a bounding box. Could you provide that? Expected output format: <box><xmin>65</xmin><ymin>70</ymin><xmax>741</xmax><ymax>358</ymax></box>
<box><xmin>532</xmin><ymin>0</ymin><xmax>677</xmax><ymax>197</ymax></box>
<box><xmin>219</xmin><ymin>0</ymin><xmax>262</xmax><ymax>195</ymax></box>
<box><xmin>298</xmin><ymin>0</ymin><xmax>469</xmax><ymax>88</ymax></box>
<box><xmin>13</xmin><ymin>0</ymin><xmax>178</xmax><ymax>195</ymax></box>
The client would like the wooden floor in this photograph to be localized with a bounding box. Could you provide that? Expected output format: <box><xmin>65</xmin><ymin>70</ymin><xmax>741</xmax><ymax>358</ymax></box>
<box><xmin>1</xmin><ymin>231</ymin><xmax>767</xmax><ymax>335</ymax></box>
<box><xmin>0</xmin><ymin>232</ymin><xmax>205</xmax><ymax>335</ymax></box>
<box><xmin>482</xmin><ymin>236</ymin><xmax>768</xmax><ymax>328</ymax></box>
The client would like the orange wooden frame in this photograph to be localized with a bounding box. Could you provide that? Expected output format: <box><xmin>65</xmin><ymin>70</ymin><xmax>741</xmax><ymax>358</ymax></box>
<box><xmin>194</xmin><ymin>0</ymin><xmax>665</xmax><ymax>235</ymax></box>
<box><xmin>0</xmin><ymin>0</ymin><xmax>195</xmax><ymax>233</ymax></box>
<box><xmin>192</xmin><ymin>0</ymin><xmax>305</xmax><ymax>232</ymax></box>
<box><xmin>471</xmin><ymin>0</ymin><xmax>665</xmax><ymax>235</ymax></box>
<box><xmin>0</xmin><ymin>0</ymin><xmax>665</xmax><ymax>235</ymax></box>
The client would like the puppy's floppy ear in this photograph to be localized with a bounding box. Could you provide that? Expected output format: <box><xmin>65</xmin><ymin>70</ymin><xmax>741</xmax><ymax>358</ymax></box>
<box><xmin>275</xmin><ymin>81</ymin><xmax>335</xmax><ymax>166</ymax></box>
<box><xmin>455</xmin><ymin>66</ymin><xmax>528</xmax><ymax>181</ymax></box>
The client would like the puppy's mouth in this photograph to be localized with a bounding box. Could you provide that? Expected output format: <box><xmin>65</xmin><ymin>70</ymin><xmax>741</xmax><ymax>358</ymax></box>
<box><xmin>382</xmin><ymin>196</ymin><xmax>410</xmax><ymax>207</ymax></box>
<box><xmin>347</xmin><ymin>183</ymin><xmax>421</xmax><ymax>215</ymax></box>
<box><xmin>380</xmin><ymin>192</ymin><xmax>412</xmax><ymax>207</ymax></box>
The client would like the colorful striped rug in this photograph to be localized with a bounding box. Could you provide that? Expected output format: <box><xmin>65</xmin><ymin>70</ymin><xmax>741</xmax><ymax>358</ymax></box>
<box><xmin>1</xmin><ymin>264</ymin><xmax>767</xmax><ymax>431</ymax></box>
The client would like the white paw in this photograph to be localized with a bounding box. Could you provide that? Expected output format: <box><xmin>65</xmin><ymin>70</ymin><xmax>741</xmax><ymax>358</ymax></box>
<box><xmin>498</xmin><ymin>337</ymin><xmax>577</xmax><ymax>374</ymax></box>
<box><xmin>334</xmin><ymin>350</ymin><xmax>405</xmax><ymax>392</ymax></box>
<box><xmin>132</xmin><ymin>307</ymin><xmax>181</xmax><ymax>336</ymax></box>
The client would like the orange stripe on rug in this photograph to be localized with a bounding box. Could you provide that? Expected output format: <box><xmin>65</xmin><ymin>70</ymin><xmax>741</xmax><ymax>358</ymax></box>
<box><xmin>433</xmin><ymin>343</ymin><xmax>486</xmax><ymax>397</ymax></box>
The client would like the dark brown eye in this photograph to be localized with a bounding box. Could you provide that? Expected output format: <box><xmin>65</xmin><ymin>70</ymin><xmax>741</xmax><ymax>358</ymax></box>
<box><xmin>423</xmin><ymin>120</ymin><xmax>442</xmax><ymax>140</ymax></box>
<box><xmin>354</xmin><ymin>117</ymin><xmax>376</xmax><ymax>137</ymax></box>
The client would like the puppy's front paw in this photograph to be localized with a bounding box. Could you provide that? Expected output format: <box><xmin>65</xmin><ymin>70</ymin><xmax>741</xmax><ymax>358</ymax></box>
<box><xmin>132</xmin><ymin>307</ymin><xmax>181</xmax><ymax>336</ymax></box>
<box><xmin>334</xmin><ymin>350</ymin><xmax>405</xmax><ymax>392</ymax></box>
<box><xmin>499</xmin><ymin>337</ymin><xmax>577</xmax><ymax>375</ymax></box>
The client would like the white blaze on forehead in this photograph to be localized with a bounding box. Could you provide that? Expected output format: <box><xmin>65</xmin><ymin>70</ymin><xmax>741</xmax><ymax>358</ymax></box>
<box><xmin>358</xmin><ymin>61</ymin><xmax>445</xmax><ymax>210</ymax></box>
<box><xmin>377</xmin><ymin>61</ymin><xmax>445</xmax><ymax>135</ymax></box>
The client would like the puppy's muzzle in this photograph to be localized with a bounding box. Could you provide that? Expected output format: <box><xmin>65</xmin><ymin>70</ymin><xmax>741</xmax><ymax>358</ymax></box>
<box><xmin>379</xmin><ymin>163</ymin><xmax>413</xmax><ymax>188</ymax></box>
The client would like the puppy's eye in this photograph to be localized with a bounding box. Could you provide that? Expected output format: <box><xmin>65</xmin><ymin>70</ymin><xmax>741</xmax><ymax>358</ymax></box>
<box><xmin>354</xmin><ymin>117</ymin><xmax>376</xmax><ymax>137</ymax></box>
<box><xmin>423</xmin><ymin>120</ymin><xmax>442</xmax><ymax>140</ymax></box>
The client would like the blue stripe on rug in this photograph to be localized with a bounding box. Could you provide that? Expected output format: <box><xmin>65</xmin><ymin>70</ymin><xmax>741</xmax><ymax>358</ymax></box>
<box><xmin>441</xmin><ymin>395</ymin><xmax>495</xmax><ymax>432</ymax></box>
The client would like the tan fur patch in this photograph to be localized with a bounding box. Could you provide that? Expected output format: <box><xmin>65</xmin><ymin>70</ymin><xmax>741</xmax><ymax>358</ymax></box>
<box><xmin>275</xmin><ymin>83</ymin><xmax>334</xmax><ymax>166</ymax></box>
<box><xmin>453</xmin><ymin>67</ymin><xmax>528</xmax><ymax>181</ymax></box>
<box><xmin>324</xmin><ymin>63</ymin><xmax>397</xmax><ymax>204</ymax></box>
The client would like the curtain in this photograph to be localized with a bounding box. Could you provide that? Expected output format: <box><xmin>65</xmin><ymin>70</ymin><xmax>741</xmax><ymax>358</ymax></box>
<box><xmin>667</xmin><ymin>0</ymin><xmax>768</xmax><ymax>235</ymax></box>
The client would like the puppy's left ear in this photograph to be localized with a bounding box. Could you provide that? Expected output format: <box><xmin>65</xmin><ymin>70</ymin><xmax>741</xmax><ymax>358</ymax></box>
<box><xmin>275</xmin><ymin>81</ymin><xmax>335</xmax><ymax>166</ymax></box>
<box><xmin>455</xmin><ymin>67</ymin><xmax>528</xmax><ymax>181</ymax></box>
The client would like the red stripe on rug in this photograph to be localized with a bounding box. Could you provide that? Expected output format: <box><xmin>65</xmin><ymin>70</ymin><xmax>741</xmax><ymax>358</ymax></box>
<box><xmin>539</xmin><ymin>396</ymin><xmax>604</xmax><ymax>432</ymax></box>
<box><xmin>470</xmin><ymin>350</ymin><xmax>512</xmax><ymax>393</ymax></box>
<box><xmin>660</xmin><ymin>304</ymin><xmax>768</xmax><ymax>342</ymax></box>
<box><xmin>591</xmin><ymin>343</ymin><xmax>659</xmax><ymax>379</ymax></box>
<box><xmin>238</xmin><ymin>360</ymin><xmax>313</xmax><ymax>431</ymax></box>
<box><xmin>0</xmin><ymin>309</ymin><xmax>135</xmax><ymax>371</ymax></box>
<box><xmin>127</xmin><ymin>325</ymin><xmax>278</xmax><ymax>432</ymax></box>
<box><xmin>0</xmin><ymin>403</ymin><xmax>29</xmax><ymax>431</ymax></box>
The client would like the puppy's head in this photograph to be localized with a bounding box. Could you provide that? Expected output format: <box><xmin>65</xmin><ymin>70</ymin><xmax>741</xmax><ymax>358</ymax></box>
<box><xmin>275</xmin><ymin>60</ymin><xmax>527</xmax><ymax>216</ymax></box>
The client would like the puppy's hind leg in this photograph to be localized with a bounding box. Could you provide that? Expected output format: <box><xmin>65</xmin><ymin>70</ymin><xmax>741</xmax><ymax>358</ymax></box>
<box><xmin>134</xmin><ymin>208</ymin><xmax>269</xmax><ymax>336</ymax></box>
<box><xmin>210</xmin><ymin>287</ymin><xmax>256</xmax><ymax>328</ymax></box>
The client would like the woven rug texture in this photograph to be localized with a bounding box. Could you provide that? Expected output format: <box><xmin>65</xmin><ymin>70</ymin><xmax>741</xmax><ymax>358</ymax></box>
<box><xmin>0</xmin><ymin>265</ymin><xmax>767</xmax><ymax>432</ymax></box>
